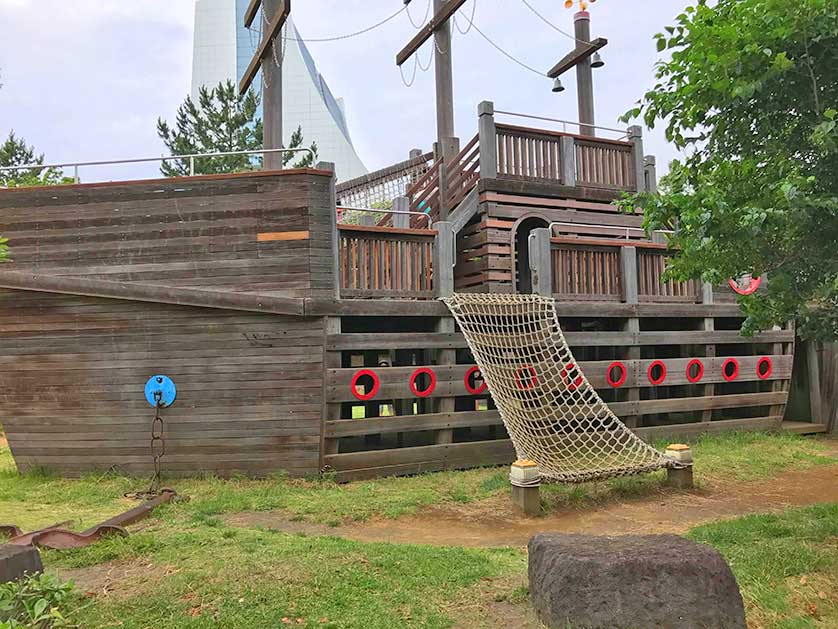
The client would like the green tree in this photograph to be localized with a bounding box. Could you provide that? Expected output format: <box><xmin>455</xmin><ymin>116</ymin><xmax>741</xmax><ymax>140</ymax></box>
<box><xmin>622</xmin><ymin>0</ymin><xmax>838</xmax><ymax>341</ymax></box>
<box><xmin>157</xmin><ymin>79</ymin><xmax>316</xmax><ymax>176</ymax></box>
<box><xmin>0</xmin><ymin>131</ymin><xmax>66</xmax><ymax>188</ymax></box>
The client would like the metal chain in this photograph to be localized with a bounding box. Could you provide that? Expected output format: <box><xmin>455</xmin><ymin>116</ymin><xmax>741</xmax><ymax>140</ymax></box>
<box><xmin>149</xmin><ymin>393</ymin><xmax>165</xmax><ymax>494</ymax></box>
<box><xmin>125</xmin><ymin>393</ymin><xmax>168</xmax><ymax>500</ymax></box>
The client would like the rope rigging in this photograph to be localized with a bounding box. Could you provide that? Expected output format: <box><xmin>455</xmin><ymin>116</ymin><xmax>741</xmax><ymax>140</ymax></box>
<box><xmin>445</xmin><ymin>293</ymin><xmax>679</xmax><ymax>484</ymax></box>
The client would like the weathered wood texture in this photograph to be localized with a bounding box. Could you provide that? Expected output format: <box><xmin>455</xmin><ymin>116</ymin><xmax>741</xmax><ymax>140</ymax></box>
<box><xmin>1</xmin><ymin>290</ymin><xmax>325</xmax><ymax>477</ymax></box>
<box><xmin>455</xmin><ymin>189</ymin><xmax>644</xmax><ymax>294</ymax></box>
<box><xmin>337</xmin><ymin>225</ymin><xmax>435</xmax><ymax>299</ymax></box>
<box><xmin>321</xmin><ymin>309</ymin><xmax>793</xmax><ymax>481</ymax></box>
<box><xmin>0</xmin><ymin>170</ymin><xmax>336</xmax><ymax>299</ymax></box>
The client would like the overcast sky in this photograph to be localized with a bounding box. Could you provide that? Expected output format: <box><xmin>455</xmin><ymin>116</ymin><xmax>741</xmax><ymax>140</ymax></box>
<box><xmin>0</xmin><ymin>0</ymin><xmax>689</xmax><ymax>182</ymax></box>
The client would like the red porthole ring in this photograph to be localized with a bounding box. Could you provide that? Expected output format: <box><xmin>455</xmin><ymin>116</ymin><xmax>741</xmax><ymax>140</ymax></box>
<box><xmin>606</xmin><ymin>361</ymin><xmax>627</xmax><ymax>388</ymax></box>
<box><xmin>464</xmin><ymin>365</ymin><xmax>488</xmax><ymax>395</ymax></box>
<box><xmin>722</xmin><ymin>358</ymin><xmax>740</xmax><ymax>382</ymax></box>
<box><xmin>409</xmin><ymin>367</ymin><xmax>437</xmax><ymax>398</ymax></box>
<box><xmin>351</xmin><ymin>369</ymin><xmax>380</xmax><ymax>401</ymax></box>
<box><xmin>728</xmin><ymin>275</ymin><xmax>762</xmax><ymax>296</ymax></box>
<box><xmin>756</xmin><ymin>356</ymin><xmax>773</xmax><ymax>380</ymax></box>
<box><xmin>516</xmin><ymin>365</ymin><xmax>538</xmax><ymax>391</ymax></box>
<box><xmin>561</xmin><ymin>363</ymin><xmax>584</xmax><ymax>391</ymax></box>
<box><xmin>686</xmin><ymin>359</ymin><xmax>705</xmax><ymax>384</ymax></box>
<box><xmin>647</xmin><ymin>360</ymin><xmax>667</xmax><ymax>385</ymax></box>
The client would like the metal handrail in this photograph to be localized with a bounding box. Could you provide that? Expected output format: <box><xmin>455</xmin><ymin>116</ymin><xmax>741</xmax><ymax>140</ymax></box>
<box><xmin>493</xmin><ymin>110</ymin><xmax>629</xmax><ymax>139</ymax></box>
<box><xmin>0</xmin><ymin>147</ymin><xmax>316</xmax><ymax>184</ymax></box>
<box><xmin>336</xmin><ymin>206</ymin><xmax>433</xmax><ymax>228</ymax></box>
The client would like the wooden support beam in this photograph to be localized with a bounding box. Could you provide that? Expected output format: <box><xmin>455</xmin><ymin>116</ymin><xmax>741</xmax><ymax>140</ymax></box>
<box><xmin>396</xmin><ymin>0</ymin><xmax>469</xmax><ymax>66</ymax></box>
<box><xmin>239</xmin><ymin>0</ymin><xmax>290</xmax><ymax>95</ymax></box>
<box><xmin>243</xmin><ymin>0</ymin><xmax>262</xmax><ymax>28</ymax></box>
<box><xmin>529</xmin><ymin>228</ymin><xmax>553</xmax><ymax>297</ymax></box>
<box><xmin>547</xmin><ymin>37</ymin><xmax>607</xmax><ymax>79</ymax></box>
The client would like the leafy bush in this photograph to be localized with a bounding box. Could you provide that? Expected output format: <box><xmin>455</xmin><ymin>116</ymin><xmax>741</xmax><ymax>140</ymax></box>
<box><xmin>0</xmin><ymin>573</ymin><xmax>78</xmax><ymax>628</ymax></box>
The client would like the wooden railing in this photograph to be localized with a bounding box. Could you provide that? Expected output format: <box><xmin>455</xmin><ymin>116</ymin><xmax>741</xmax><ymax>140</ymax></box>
<box><xmin>496</xmin><ymin>124</ymin><xmax>564</xmax><ymax>182</ymax></box>
<box><xmin>575</xmin><ymin>138</ymin><xmax>636</xmax><ymax>190</ymax></box>
<box><xmin>407</xmin><ymin>157</ymin><xmax>442</xmax><ymax>220</ymax></box>
<box><xmin>533</xmin><ymin>234</ymin><xmax>698</xmax><ymax>303</ymax></box>
<box><xmin>551</xmin><ymin>238</ymin><xmax>622</xmax><ymax>301</ymax></box>
<box><xmin>338</xmin><ymin>225</ymin><xmax>436</xmax><ymax>299</ymax></box>
<box><xmin>443</xmin><ymin>134</ymin><xmax>480</xmax><ymax>212</ymax></box>
<box><xmin>638</xmin><ymin>250</ymin><xmax>700</xmax><ymax>302</ymax></box>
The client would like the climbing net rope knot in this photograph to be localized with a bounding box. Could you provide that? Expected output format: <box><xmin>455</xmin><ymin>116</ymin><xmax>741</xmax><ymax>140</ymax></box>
<box><xmin>444</xmin><ymin>293</ymin><xmax>678</xmax><ymax>484</ymax></box>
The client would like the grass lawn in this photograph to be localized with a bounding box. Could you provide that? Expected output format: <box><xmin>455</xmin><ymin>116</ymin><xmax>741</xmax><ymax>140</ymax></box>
<box><xmin>1</xmin><ymin>431</ymin><xmax>836</xmax><ymax>628</ymax></box>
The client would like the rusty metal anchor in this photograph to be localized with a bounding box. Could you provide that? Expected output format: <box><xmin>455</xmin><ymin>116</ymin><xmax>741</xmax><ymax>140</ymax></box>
<box><xmin>0</xmin><ymin>490</ymin><xmax>175</xmax><ymax>550</ymax></box>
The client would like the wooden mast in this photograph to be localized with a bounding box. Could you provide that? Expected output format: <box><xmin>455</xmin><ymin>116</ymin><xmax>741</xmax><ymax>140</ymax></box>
<box><xmin>239</xmin><ymin>0</ymin><xmax>291</xmax><ymax>170</ymax></box>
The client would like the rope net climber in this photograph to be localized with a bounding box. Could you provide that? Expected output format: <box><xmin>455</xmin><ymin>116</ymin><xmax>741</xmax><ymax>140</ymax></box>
<box><xmin>444</xmin><ymin>293</ymin><xmax>675</xmax><ymax>483</ymax></box>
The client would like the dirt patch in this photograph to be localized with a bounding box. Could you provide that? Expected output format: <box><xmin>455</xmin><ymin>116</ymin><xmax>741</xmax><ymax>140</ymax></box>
<box><xmin>56</xmin><ymin>558</ymin><xmax>175</xmax><ymax>599</ymax></box>
<box><xmin>224</xmin><ymin>511</ymin><xmax>343</xmax><ymax>537</ymax></box>
<box><xmin>225</xmin><ymin>463</ymin><xmax>838</xmax><ymax>549</ymax></box>
<box><xmin>446</xmin><ymin>574</ymin><xmax>541</xmax><ymax>629</ymax></box>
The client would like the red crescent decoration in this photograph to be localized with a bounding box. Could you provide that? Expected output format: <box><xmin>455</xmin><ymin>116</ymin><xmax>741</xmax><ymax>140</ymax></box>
<box><xmin>756</xmin><ymin>356</ymin><xmax>773</xmax><ymax>380</ymax></box>
<box><xmin>606</xmin><ymin>361</ymin><xmax>627</xmax><ymax>388</ymax></box>
<box><xmin>515</xmin><ymin>365</ymin><xmax>538</xmax><ymax>391</ymax></box>
<box><xmin>686</xmin><ymin>359</ymin><xmax>705</xmax><ymax>383</ymax></box>
<box><xmin>728</xmin><ymin>275</ymin><xmax>762</xmax><ymax>295</ymax></box>
<box><xmin>560</xmin><ymin>363</ymin><xmax>584</xmax><ymax>391</ymax></box>
<box><xmin>464</xmin><ymin>366</ymin><xmax>488</xmax><ymax>395</ymax></box>
<box><xmin>351</xmin><ymin>369</ymin><xmax>380</xmax><ymax>401</ymax></box>
<box><xmin>409</xmin><ymin>367</ymin><xmax>437</xmax><ymax>397</ymax></box>
<box><xmin>647</xmin><ymin>360</ymin><xmax>667</xmax><ymax>385</ymax></box>
<box><xmin>722</xmin><ymin>358</ymin><xmax>740</xmax><ymax>381</ymax></box>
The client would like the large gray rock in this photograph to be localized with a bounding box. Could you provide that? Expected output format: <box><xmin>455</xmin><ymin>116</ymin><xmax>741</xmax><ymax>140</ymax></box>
<box><xmin>0</xmin><ymin>545</ymin><xmax>43</xmax><ymax>583</ymax></box>
<box><xmin>528</xmin><ymin>533</ymin><xmax>746</xmax><ymax>629</ymax></box>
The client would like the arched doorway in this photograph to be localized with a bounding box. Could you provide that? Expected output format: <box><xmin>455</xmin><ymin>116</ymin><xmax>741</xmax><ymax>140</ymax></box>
<box><xmin>514</xmin><ymin>216</ymin><xmax>549</xmax><ymax>294</ymax></box>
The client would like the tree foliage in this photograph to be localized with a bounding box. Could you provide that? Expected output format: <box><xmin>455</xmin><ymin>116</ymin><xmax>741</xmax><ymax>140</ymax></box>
<box><xmin>623</xmin><ymin>0</ymin><xmax>838</xmax><ymax>340</ymax></box>
<box><xmin>157</xmin><ymin>80</ymin><xmax>317</xmax><ymax>177</ymax></box>
<box><xmin>0</xmin><ymin>131</ymin><xmax>67</xmax><ymax>188</ymax></box>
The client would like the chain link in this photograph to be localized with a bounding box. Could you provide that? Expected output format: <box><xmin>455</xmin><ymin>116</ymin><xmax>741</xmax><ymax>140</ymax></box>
<box><xmin>125</xmin><ymin>392</ymin><xmax>169</xmax><ymax>500</ymax></box>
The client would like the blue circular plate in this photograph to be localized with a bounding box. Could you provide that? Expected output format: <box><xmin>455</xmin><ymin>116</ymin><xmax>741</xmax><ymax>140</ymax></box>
<box><xmin>144</xmin><ymin>375</ymin><xmax>177</xmax><ymax>408</ymax></box>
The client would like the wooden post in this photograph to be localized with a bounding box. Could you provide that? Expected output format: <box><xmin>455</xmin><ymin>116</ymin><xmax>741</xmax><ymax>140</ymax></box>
<box><xmin>478</xmin><ymin>101</ymin><xmax>497</xmax><ymax>179</ymax></box>
<box><xmin>619</xmin><ymin>246</ymin><xmax>638</xmax><ymax>305</ymax></box>
<box><xmin>322</xmin><ymin>317</ymin><xmax>342</xmax><ymax>461</ymax></box>
<box><xmin>438</xmin><ymin>162</ymin><xmax>449</xmax><ymax>221</ymax></box>
<box><xmin>574</xmin><ymin>11</ymin><xmax>596</xmax><ymax>137</ymax></box>
<box><xmin>701</xmin><ymin>283</ymin><xmax>716</xmax><ymax>424</ymax></box>
<box><xmin>433</xmin><ymin>221</ymin><xmax>455</xmax><ymax>298</ymax></box>
<box><xmin>665</xmin><ymin>444</ymin><xmax>694</xmax><ymax>489</ymax></box>
<box><xmin>807</xmin><ymin>341</ymin><xmax>823</xmax><ymax>426</ymax></box>
<box><xmin>529</xmin><ymin>228</ymin><xmax>553</xmax><ymax>298</ymax></box>
<box><xmin>262</xmin><ymin>0</ymin><xmax>283</xmax><ymax>170</ymax></box>
<box><xmin>393</xmin><ymin>196</ymin><xmax>410</xmax><ymax>229</ymax></box>
<box><xmin>434</xmin><ymin>0</ymin><xmax>456</xmax><ymax>154</ymax></box>
<box><xmin>561</xmin><ymin>136</ymin><xmax>576</xmax><ymax>187</ymax></box>
<box><xmin>628</xmin><ymin>126</ymin><xmax>646</xmax><ymax>193</ymax></box>
<box><xmin>438</xmin><ymin>137</ymin><xmax>459</xmax><ymax>222</ymax></box>
<box><xmin>620</xmin><ymin>245</ymin><xmax>640</xmax><ymax>427</ymax></box>
<box><xmin>317</xmin><ymin>161</ymin><xmax>340</xmax><ymax>300</ymax></box>
<box><xmin>644</xmin><ymin>155</ymin><xmax>658</xmax><ymax>193</ymax></box>
<box><xmin>510</xmin><ymin>460</ymin><xmax>541</xmax><ymax>516</ymax></box>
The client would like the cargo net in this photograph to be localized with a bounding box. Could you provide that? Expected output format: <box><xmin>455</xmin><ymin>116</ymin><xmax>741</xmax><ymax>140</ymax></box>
<box><xmin>444</xmin><ymin>293</ymin><xmax>675</xmax><ymax>484</ymax></box>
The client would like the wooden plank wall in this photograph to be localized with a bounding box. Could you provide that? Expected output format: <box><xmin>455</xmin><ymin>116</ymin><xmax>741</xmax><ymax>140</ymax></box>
<box><xmin>1</xmin><ymin>290</ymin><xmax>325</xmax><ymax>477</ymax></box>
<box><xmin>321</xmin><ymin>314</ymin><xmax>794</xmax><ymax>481</ymax></box>
<box><xmin>0</xmin><ymin>170</ymin><xmax>336</xmax><ymax>299</ymax></box>
<box><xmin>456</xmin><ymin>188</ymin><xmax>641</xmax><ymax>293</ymax></box>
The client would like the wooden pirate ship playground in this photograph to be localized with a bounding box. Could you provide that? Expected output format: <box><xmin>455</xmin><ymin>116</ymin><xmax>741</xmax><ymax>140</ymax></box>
<box><xmin>0</xmin><ymin>3</ymin><xmax>831</xmax><ymax>483</ymax></box>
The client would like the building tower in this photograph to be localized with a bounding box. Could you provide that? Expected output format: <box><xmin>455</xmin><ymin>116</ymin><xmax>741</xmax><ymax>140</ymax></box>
<box><xmin>191</xmin><ymin>0</ymin><xmax>368</xmax><ymax>181</ymax></box>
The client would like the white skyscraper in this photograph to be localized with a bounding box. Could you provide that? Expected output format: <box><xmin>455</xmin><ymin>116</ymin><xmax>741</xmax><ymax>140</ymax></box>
<box><xmin>190</xmin><ymin>0</ymin><xmax>367</xmax><ymax>181</ymax></box>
